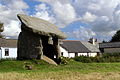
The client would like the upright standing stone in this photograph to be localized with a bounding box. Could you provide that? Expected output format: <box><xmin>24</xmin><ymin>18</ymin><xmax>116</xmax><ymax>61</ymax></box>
<box><xmin>53</xmin><ymin>37</ymin><xmax>61</xmax><ymax>64</ymax></box>
<box><xmin>17</xmin><ymin>29</ymin><xmax>43</xmax><ymax>59</ymax></box>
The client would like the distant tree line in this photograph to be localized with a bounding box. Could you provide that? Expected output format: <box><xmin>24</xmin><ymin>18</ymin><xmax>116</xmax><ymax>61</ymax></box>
<box><xmin>102</xmin><ymin>30</ymin><xmax>120</xmax><ymax>43</ymax></box>
<box><xmin>110</xmin><ymin>30</ymin><xmax>120</xmax><ymax>42</ymax></box>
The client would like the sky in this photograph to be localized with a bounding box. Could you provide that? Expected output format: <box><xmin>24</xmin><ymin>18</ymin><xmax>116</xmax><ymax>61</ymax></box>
<box><xmin>0</xmin><ymin>0</ymin><xmax>120</xmax><ymax>41</ymax></box>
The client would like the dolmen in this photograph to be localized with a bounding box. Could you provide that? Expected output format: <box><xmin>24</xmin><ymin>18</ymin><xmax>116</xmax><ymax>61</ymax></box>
<box><xmin>17</xmin><ymin>14</ymin><xmax>67</xmax><ymax>64</ymax></box>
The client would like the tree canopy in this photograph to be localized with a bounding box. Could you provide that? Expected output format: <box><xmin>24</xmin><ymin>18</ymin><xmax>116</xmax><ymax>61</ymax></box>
<box><xmin>110</xmin><ymin>30</ymin><xmax>120</xmax><ymax>42</ymax></box>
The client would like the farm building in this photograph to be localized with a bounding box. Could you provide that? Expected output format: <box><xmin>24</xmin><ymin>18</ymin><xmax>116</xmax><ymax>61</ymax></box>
<box><xmin>60</xmin><ymin>40</ymin><xmax>100</xmax><ymax>58</ymax></box>
<box><xmin>99</xmin><ymin>42</ymin><xmax>120</xmax><ymax>53</ymax></box>
<box><xmin>0</xmin><ymin>38</ymin><xmax>17</xmax><ymax>59</ymax></box>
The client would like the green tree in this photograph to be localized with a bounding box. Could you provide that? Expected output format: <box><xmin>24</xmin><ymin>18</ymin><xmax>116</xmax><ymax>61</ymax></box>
<box><xmin>110</xmin><ymin>30</ymin><xmax>120</xmax><ymax>42</ymax></box>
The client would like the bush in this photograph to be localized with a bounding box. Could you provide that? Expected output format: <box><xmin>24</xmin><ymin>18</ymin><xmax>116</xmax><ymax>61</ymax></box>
<box><xmin>60</xmin><ymin>56</ymin><xmax>71</xmax><ymax>64</ymax></box>
<box><xmin>102</xmin><ymin>53</ymin><xmax>120</xmax><ymax>58</ymax></box>
<box><xmin>73</xmin><ymin>53</ymin><xmax>120</xmax><ymax>63</ymax></box>
<box><xmin>74</xmin><ymin>56</ymin><xmax>92</xmax><ymax>63</ymax></box>
<box><xmin>90</xmin><ymin>56</ymin><xmax>101</xmax><ymax>62</ymax></box>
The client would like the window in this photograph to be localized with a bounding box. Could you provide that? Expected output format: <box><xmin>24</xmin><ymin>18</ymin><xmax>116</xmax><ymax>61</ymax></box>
<box><xmin>5</xmin><ymin>49</ymin><xmax>9</xmax><ymax>56</ymax></box>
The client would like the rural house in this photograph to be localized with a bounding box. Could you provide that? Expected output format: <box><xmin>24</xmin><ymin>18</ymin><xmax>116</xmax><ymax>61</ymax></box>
<box><xmin>0</xmin><ymin>39</ymin><xmax>100</xmax><ymax>59</ymax></box>
<box><xmin>99</xmin><ymin>42</ymin><xmax>120</xmax><ymax>53</ymax></box>
<box><xmin>60</xmin><ymin>40</ymin><xmax>100</xmax><ymax>58</ymax></box>
<box><xmin>0</xmin><ymin>38</ymin><xmax>17</xmax><ymax>59</ymax></box>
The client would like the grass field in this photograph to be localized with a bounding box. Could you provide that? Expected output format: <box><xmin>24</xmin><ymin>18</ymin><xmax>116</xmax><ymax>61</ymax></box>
<box><xmin>0</xmin><ymin>60</ymin><xmax>120</xmax><ymax>80</ymax></box>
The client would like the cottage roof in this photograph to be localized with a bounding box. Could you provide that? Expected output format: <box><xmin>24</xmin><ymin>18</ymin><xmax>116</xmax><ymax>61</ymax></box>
<box><xmin>17</xmin><ymin>14</ymin><xmax>67</xmax><ymax>39</ymax></box>
<box><xmin>81</xmin><ymin>42</ymin><xmax>100</xmax><ymax>52</ymax></box>
<box><xmin>0</xmin><ymin>38</ymin><xmax>17</xmax><ymax>48</ymax></box>
<box><xmin>99</xmin><ymin>42</ymin><xmax>120</xmax><ymax>48</ymax></box>
<box><xmin>60</xmin><ymin>40</ymin><xmax>91</xmax><ymax>53</ymax></box>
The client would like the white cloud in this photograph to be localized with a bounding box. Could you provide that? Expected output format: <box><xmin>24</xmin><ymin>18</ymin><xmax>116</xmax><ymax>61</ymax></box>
<box><xmin>1</xmin><ymin>0</ymin><xmax>120</xmax><ymax>41</ymax></box>
<box><xmin>66</xmin><ymin>26</ymin><xmax>96</xmax><ymax>41</ymax></box>
<box><xmin>88</xmin><ymin>3</ymin><xmax>101</xmax><ymax>11</ymax></box>
<box><xmin>7</xmin><ymin>0</ymin><xmax>29</xmax><ymax>10</ymax></box>
<box><xmin>36</xmin><ymin>0</ymin><xmax>70</xmax><ymax>4</ymax></box>
<box><xmin>71</xmin><ymin>0</ymin><xmax>120</xmax><ymax>41</ymax></box>
<box><xmin>82</xmin><ymin>12</ymin><xmax>97</xmax><ymax>22</ymax></box>
<box><xmin>33</xmin><ymin>3</ymin><xmax>56</xmax><ymax>23</ymax></box>
<box><xmin>35</xmin><ymin>0</ymin><xmax>120</xmax><ymax>41</ymax></box>
<box><xmin>0</xmin><ymin>0</ymin><xmax>29</xmax><ymax>38</ymax></box>
<box><xmin>36</xmin><ymin>0</ymin><xmax>76</xmax><ymax>27</ymax></box>
<box><xmin>2</xmin><ymin>20</ymin><xmax>21</xmax><ymax>37</ymax></box>
<box><xmin>53</xmin><ymin>1</ymin><xmax>76</xmax><ymax>27</ymax></box>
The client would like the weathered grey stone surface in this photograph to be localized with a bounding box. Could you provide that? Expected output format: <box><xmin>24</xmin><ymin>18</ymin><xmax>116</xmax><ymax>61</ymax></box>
<box><xmin>17</xmin><ymin>14</ymin><xmax>67</xmax><ymax>39</ymax></box>
<box><xmin>17</xmin><ymin>29</ymin><xmax>43</xmax><ymax>59</ymax></box>
<box><xmin>17</xmin><ymin>14</ymin><xmax>66</xmax><ymax>65</ymax></box>
<box><xmin>41</xmin><ymin>55</ymin><xmax>57</xmax><ymax>66</ymax></box>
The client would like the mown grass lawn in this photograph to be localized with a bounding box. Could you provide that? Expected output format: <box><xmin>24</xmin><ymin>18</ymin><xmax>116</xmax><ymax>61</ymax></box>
<box><xmin>0</xmin><ymin>60</ymin><xmax>120</xmax><ymax>80</ymax></box>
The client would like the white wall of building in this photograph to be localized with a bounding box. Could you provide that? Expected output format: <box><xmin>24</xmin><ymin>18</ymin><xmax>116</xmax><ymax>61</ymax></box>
<box><xmin>1</xmin><ymin>47</ymin><xmax>17</xmax><ymax>59</ymax></box>
<box><xmin>68</xmin><ymin>53</ymin><xmax>75</xmax><ymax>58</ymax></box>
<box><xmin>78</xmin><ymin>53</ymin><xmax>88</xmax><ymax>56</ymax></box>
<box><xmin>88</xmin><ymin>53</ymin><xmax>97</xmax><ymax>57</ymax></box>
<box><xmin>60</xmin><ymin>46</ymin><xmax>97</xmax><ymax>58</ymax></box>
<box><xmin>0</xmin><ymin>45</ymin><xmax>98</xmax><ymax>59</ymax></box>
<box><xmin>60</xmin><ymin>46</ymin><xmax>69</xmax><ymax>57</ymax></box>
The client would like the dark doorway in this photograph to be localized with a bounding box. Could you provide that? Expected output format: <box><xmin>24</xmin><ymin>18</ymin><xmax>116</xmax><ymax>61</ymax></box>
<box><xmin>75</xmin><ymin>53</ymin><xmax>78</xmax><ymax>57</ymax></box>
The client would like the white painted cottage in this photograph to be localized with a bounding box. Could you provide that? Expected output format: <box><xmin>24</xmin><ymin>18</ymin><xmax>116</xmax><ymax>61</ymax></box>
<box><xmin>60</xmin><ymin>40</ymin><xmax>100</xmax><ymax>58</ymax></box>
<box><xmin>0</xmin><ymin>38</ymin><xmax>100</xmax><ymax>59</ymax></box>
<box><xmin>0</xmin><ymin>38</ymin><xmax>17</xmax><ymax>59</ymax></box>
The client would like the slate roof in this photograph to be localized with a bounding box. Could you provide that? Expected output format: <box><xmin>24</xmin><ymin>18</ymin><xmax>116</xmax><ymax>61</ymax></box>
<box><xmin>17</xmin><ymin>14</ymin><xmax>67</xmax><ymax>39</ymax></box>
<box><xmin>99</xmin><ymin>42</ymin><xmax>120</xmax><ymax>48</ymax></box>
<box><xmin>60</xmin><ymin>40</ymin><xmax>91</xmax><ymax>53</ymax></box>
<box><xmin>0</xmin><ymin>38</ymin><xmax>17</xmax><ymax>48</ymax></box>
<box><xmin>81</xmin><ymin>42</ymin><xmax>100</xmax><ymax>52</ymax></box>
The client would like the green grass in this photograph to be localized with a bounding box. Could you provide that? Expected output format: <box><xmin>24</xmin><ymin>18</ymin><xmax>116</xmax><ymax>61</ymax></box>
<box><xmin>0</xmin><ymin>60</ymin><xmax>120</xmax><ymax>73</ymax></box>
<box><xmin>0</xmin><ymin>60</ymin><xmax>120</xmax><ymax>80</ymax></box>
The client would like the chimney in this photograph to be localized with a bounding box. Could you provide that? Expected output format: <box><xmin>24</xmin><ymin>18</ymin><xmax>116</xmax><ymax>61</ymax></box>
<box><xmin>89</xmin><ymin>38</ymin><xmax>97</xmax><ymax>45</ymax></box>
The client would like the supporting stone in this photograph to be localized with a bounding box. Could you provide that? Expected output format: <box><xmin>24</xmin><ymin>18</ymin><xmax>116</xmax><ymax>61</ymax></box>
<box><xmin>53</xmin><ymin>37</ymin><xmax>61</xmax><ymax>64</ymax></box>
<box><xmin>17</xmin><ymin>28</ymin><xmax>43</xmax><ymax>60</ymax></box>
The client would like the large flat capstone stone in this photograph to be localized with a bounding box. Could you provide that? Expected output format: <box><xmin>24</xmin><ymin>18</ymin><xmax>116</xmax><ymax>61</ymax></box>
<box><xmin>17</xmin><ymin>14</ymin><xmax>67</xmax><ymax>39</ymax></box>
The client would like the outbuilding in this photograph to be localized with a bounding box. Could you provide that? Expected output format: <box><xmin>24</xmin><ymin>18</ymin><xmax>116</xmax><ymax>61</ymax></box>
<box><xmin>99</xmin><ymin>42</ymin><xmax>120</xmax><ymax>53</ymax></box>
